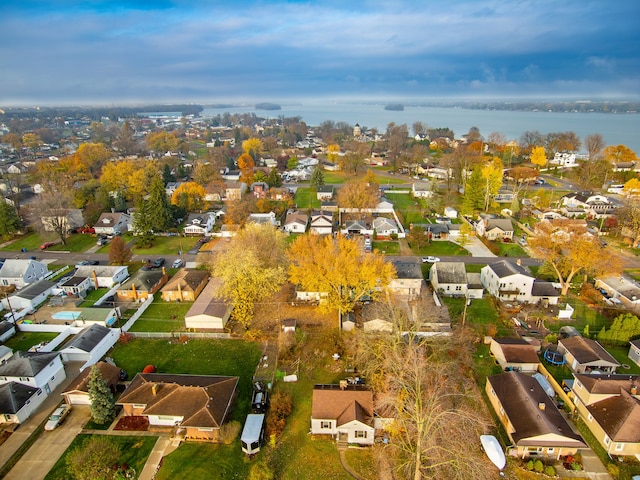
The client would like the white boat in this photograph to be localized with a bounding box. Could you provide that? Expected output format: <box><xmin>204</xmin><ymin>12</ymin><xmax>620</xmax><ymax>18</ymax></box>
<box><xmin>480</xmin><ymin>435</ymin><xmax>506</xmax><ymax>470</ymax></box>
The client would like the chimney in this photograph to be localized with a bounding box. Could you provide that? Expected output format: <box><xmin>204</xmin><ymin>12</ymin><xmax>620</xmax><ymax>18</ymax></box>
<box><xmin>631</xmin><ymin>385</ymin><xmax>638</xmax><ymax>395</ymax></box>
<box><xmin>162</xmin><ymin>267</ymin><xmax>166</xmax><ymax>276</ymax></box>
<box><xmin>152</xmin><ymin>383</ymin><xmax>159</xmax><ymax>396</ymax></box>
<box><xmin>538</xmin><ymin>402</ymin><xmax>546</xmax><ymax>411</ymax></box>
<box><xmin>516</xmin><ymin>258</ymin><xmax>522</xmax><ymax>266</ymax></box>
<box><xmin>131</xmin><ymin>283</ymin><xmax>137</xmax><ymax>300</ymax></box>
<box><xmin>92</xmin><ymin>270</ymin><xmax>99</xmax><ymax>289</ymax></box>
<box><xmin>339</xmin><ymin>380</ymin><xmax>347</xmax><ymax>390</ymax></box>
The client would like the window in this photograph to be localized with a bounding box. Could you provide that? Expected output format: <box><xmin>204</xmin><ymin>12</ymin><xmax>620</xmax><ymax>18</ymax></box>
<box><xmin>19</xmin><ymin>377</ymin><xmax>29</xmax><ymax>382</ymax></box>
<box><xmin>50</xmin><ymin>376</ymin><xmax>56</xmax><ymax>381</ymax></box>
<box><xmin>604</xmin><ymin>435</ymin><xmax>611</xmax><ymax>446</ymax></box>
<box><xmin>355</xmin><ymin>431</ymin><xmax>367</xmax><ymax>439</ymax></box>
<box><xmin>490</xmin><ymin>388</ymin><xmax>496</xmax><ymax>397</ymax></box>
<box><xmin>320</xmin><ymin>421</ymin><xmax>331</xmax><ymax>429</ymax></box>
<box><xmin>547</xmin><ymin>448</ymin><xmax>554</xmax><ymax>454</ymax></box>
<box><xmin>615</xmin><ymin>443</ymin><xmax>624</xmax><ymax>452</ymax></box>
<box><xmin>587</xmin><ymin>413</ymin><xmax>593</xmax><ymax>422</ymax></box>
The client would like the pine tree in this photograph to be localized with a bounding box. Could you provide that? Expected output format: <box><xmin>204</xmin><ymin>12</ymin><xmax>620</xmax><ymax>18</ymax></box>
<box><xmin>146</xmin><ymin>175</ymin><xmax>173</xmax><ymax>232</ymax></box>
<box><xmin>88</xmin><ymin>366</ymin><xmax>116</xmax><ymax>425</ymax></box>
<box><xmin>461</xmin><ymin>166</ymin><xmax>485</xmax><ymax>214</ymax></box>
<box><xmin>309</xmin><ymin>166</ymin><xmax>325</xmax><ymax>188</ymax></box>
<box><xmin>266</xmin><ymin>167</ymin><xmax>282</xmax><ymax>188</ymax></box>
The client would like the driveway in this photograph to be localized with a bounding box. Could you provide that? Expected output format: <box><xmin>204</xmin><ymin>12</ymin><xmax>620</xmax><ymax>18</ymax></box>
<box><xmin>4</xmin><ymin>405</ymin><xmax>92</xmax><ymax>480</ymax></box>
<box><xmin>459</xmin><ymin>236</ymin><xmax>496</xmax><ymax>257</ymax></box>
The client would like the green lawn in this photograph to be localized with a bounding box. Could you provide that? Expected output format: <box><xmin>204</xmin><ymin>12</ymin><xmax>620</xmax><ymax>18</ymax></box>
<box><xmin>442</xmin><ymin>297</ymin><xmax>512</xmax><ymax>335</ymax></box>
<box><xmin>602</xmin><ymin>344</ymin><xmax>640</xmax><ymax>374</ymax></box>
<box><xmin>384</xmin><ymin>192</ymin><xmax>426</xmax><ymax>225</ymax></box>
<box><xmin>294</xmin><ymin>187</ymin><xmax>321</xmax><ymax>209</ymax></box>
<box><xmin>127</xmin><ymin>297</ymin><xmax>193</xmax><ymax>332</ymax></box>
<box><xmin>372</xmin><ymin>241</ymin><xmax>399</xmax><ymax>255</ymax></box>
<box><xmin>494</xmin><ymin>241</ymin><xmax>528</xmax><ymax>257</ymax></box>
<box><xmin>44</xmin><ymin>434</ymin><xmax>158</xmax><ymax>480</ymax></box>
<box><xmin>47</xmin><ymin>234</ymin><xmax>97</xmax><ymax>252</ymax></box>
<box><xmin>110</xmin><ymin>338</ymin><xmax>261</xmax><ymax>416</ymax></box>
<box><xmin>3</xmin><ymin>332</ymin><xmax>59</xmax><ymax>351</ymax></box>
<box><xmin>551</xmin><ymin>296</ymin><xmax>610</xmax><ymax>333</ymax></box>
<box><xmin>76</xmin><ymin>288</ymin><xmax>110</xmax><ymax>307</ymax></box>
<box><xmin>0</xmin><ymin>232</ymin><xmax>45</xmax><ymax>251</ymax></box>
<box><xmin>414</xmin><ymin>241</ymin><xmax>470</xmax><ymax>257</ymax></box>
<box><xmin>132</xmin><ymin>236</ymin><xmax>199</xmax><ymax>256</ymax></box>
<box><xmin>156</xmin><ymin>441</ymin><xmax>251</xmax><ymax>480</ymax></box>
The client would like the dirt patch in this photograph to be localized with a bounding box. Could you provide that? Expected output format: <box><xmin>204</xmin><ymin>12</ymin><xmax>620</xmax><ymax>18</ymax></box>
<box><xmin>113</xmin><ymin>416</ymin><xmax>149</xmax><ymax>431</ymax></box>
<box><xmin>0</xmin><ymin>430</ymin><xmax>11</xmax><ymax>447</ymax></box>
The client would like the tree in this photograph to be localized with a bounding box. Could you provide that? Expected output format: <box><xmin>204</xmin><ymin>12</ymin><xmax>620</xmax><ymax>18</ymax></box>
<box><xmin>171</xmin><ymin>182</ymin><xmax>206</xmax><ymax>212</ymax></box>
<box><xmin>146</xmin><ymin>175</ymin><xmax>173</xmax><ymax>231</ymax></box>
<box><xmin>266</xmin><ymin>167</ymin><xmax>282</xmax><ymax>188</ymax></box>
<box><xmin>407</xmin><ymin>226</ymin><xmax>429</xmax><ymax>250</ymax></box>
<box><xmin>287</xmin><ymin>235</ymin><xmax>396</xmax><ymax>314</ymax></box>
<box><xmin>584</xmin><ymin>133</ymin><xmax>605</xmax><ymax>161</ymax></box>
<box><xmin>461</xmin><ymin>166</ymin><xmax>485</xmax><ymax>214</ymax></box>
<box><xmin>386</xmin><ymin>123</ymin><xmax>409</xmax><ymax>171</ymax></box>
<box><xmin>0</xmin><ymin>201</ymin><xmax>22</xmax><ymax>240</ymax></box>
<box><xmin>570</xmin><ymin>157</ymin><xmax>612</xmax><ymax>190</ymax></box>
<box><xmin>604</xmin><ymin>144</ymin><xmax>639</xmax><ymax>164</ymax></box>
<box><xmin>109</xmin><ymin>236</ymin><xmax>132</xmax><ymax>264</ymax></box>
<box><xmin>457</xmin><ymin>222</ymin><xmax>474</xmax><ymax>247</ymax></box>
<box><xmin>192</xmin><ymin>162</ymin><xmax>218</xmax><ymax>186</ymax></box>
<box><xmin>211</xmin><ymin>223</ymin><xmax>288</xmax><ymax>328</ymax></box>
<box><xmin>28</xmin><ymin>187</ymin><xmax>76</xmax><ymax>245</ymax></box>
<box><xmin>519</xmin><ymin>130</ymin><xmax>545</xmax><ymax>154</ymax></box>
<box><xmin>545</xmin><ymin>131</ymin><xmax>581</xmax><ymax>156</ymax></box>
<box><xmin>336</xmin><ymin>179</ymin><xmax>379</xmax><ymax>214</ymax></box>
<box><xmin>242</xmin><ymin>137</ymin><xmax>264</xmax><ymax>162</ymax></box>
<box><xmin>146</xmin><ymin>131</ymin><xmax>179</xmax><ymax>156</ymax></box>
<box><xmin>88</xmin><ymin>365</ymin><xmax>117</xmax><ymax>425</ymax></box>
<box><xmin>286</xmin><ymin>155</ymin><xmax>298</xmax><ymax>170</ymax></box>
<box><xmin>67</xmin><ymin>436</ymin><xmax>121</xmax><ymax>480</ymax></box>
<box><xmin>530</xmin><ymin>146</ymin><xmax>547</xmax><ymax>169</ymax></box>
<box><xmin>480</xmin><ymin>157</ymin><xmax>504</xmax><ymax>211</ymax></box>
<box><xmin>309</xmin><ymin>166</ymin><xmax>325</xmax><ymax>188</ymax></box>
<box><xmin>616</xmin><ymin>202</ymin><xmax>640</xmax><ymax>247</ymax></box>
<box><xmin>237</xmin><ymin>153</ymin><xmax>255</xmax><ymax>184</ymax></box>
<box><xmin>75</xmin><ymin>142</ymin><xmax>111</xmax><ymax>178</ymax></box>
<box><xmin>528</xmin><ymin>220</ymin><xmax>622</xmax><ymax>295</ymax></box>
<box><xmin>350</xmin><ymin>323</ymin><xmax>494</xmax><ymax>480</ymax></box>
<box><xmin>21</xmin><ymin>132</ymin><xmax>42</xmax><ymax>154</ymax></box>
<box><xmin>598</xmin><ymin>313</ymin><xmax>640</xmax><ymax>345</ymax></box>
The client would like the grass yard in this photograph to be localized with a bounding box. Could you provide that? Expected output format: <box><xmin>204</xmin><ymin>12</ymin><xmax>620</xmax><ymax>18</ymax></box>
<box><xmin>44</xmin><ymin>434</ymin><xmax>158</xmax><ymax>480</ymax></box>
<box><xmin>156</xmin><ymin>441</ymin><xmax>251</xmax><ymax>480</ymax></box>
<box><xmin>3</xmin><ymin>331</ymin><xmax>59</xmax><ymax>351</ymax></box>
<box><xmin>442</xmin><ymin>297</ymin><xmax>512</xmax><ymax>336</ymax></box>
<box><xmin>127</xmin><ymin>298</ymin><xmax>192</xmax><ymax>332</ymax></box>
<box><xmin>414</xmin><ymin>241</ymin><xmax>470</xmax><ymax>257</ymax></box>
<box><xmin>384</xmin><ymin>192</ymin><xmax>426</xmax><ymax>225</ymax></box>
<box><xmin>602</xmin><ymin>344</ymin><xmax>640</xmax><ymax>374</ymax></box>
<box><xmin>46</xmin><ymin>234</ymin><xmax>97</xmax><ymax>252</ymax></box>
<box><xmin>132</xmin><ymin>236</ymin><xmax>199</xmax><ymax>256</ymax></box>
<box><xmin>0</xmin><ymin>232</ymin><xmax>45</xmax><ymax>251</ymax></box>
<box><xmin>77</xmin><ymin>288</ymin><xmax>110</xmax><ymax>307</ymax></box>
<box><xmin>494</xmin><ymin>241</ymin><xmax>528</xmax><ymax>257</ymax></box>
<box><xmin>294</xmin><ymin>187</ymin><xmax>321</xmax><ymax>209</ymax></box>
<box><xmin>550</xmin><ymin>296</ymin><xmax>610</xmax><ymax>333</ymax></box>
<box><xmin>344</xmin><ymin>449</ymin><xmax>378</xmax><ymax>480</ymax></box>
<box><xmin>110</xmin><ymin>338</ymin><xmax>261</xmax><ymax>416</ymax></box>
<box><xmin>372</xmin><ymin>241</ymin><xmax>399</xmax><ymax>255</ymax></box>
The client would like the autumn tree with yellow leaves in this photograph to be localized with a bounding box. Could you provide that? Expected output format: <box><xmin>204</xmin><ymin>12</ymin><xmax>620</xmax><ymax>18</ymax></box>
<box><xmin>528</xmin><ymin>220</ymin><xmax>622</xmax><ymax>295</ymax></box>
<box><xmin>237</xmin><ymin>153</ymin><xmax>255</xmax><ymax>185</ymax></box>
<box><xmin>530</xmin><ymin>146</ymin><xmax>547</xmax><ymax>169</ymax></box>
<box><xmin>171</xmin><ymin>181</ymin><xmax>206</xmax><ymax>212</ymax></box>
<box><xmin>287</xmin><ymin>235</ymin><xmax>396</xmax><ymax>314</ymax></box>
<box><xmin>603</xmin><ymin>144</ymin><xmax>639</xmax><ymax>164</ymax></box>
<box><xmin>242</xmin><ymin>137</ymin><xmax>263</xmax><ymax>161</ymax></box>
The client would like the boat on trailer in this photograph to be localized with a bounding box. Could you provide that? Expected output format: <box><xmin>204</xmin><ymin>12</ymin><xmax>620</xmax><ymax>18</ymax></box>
<box><xmin>480</xmin><ymin>435</ymin><xmax>506</xmax><ymax>471</ymax></box>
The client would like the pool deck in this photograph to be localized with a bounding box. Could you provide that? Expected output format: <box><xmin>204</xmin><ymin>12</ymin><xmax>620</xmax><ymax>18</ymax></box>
<box><xmin>21</xmin><ymin>300</ymin><xmax>82</xmax><ymax>326</ymax></box>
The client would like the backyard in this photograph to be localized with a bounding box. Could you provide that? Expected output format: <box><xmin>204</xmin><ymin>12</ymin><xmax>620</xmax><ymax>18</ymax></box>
<box><xmin>125</xmin><ymin>296</ymin><xmax>192</xmax><ymax>332</ymax></box>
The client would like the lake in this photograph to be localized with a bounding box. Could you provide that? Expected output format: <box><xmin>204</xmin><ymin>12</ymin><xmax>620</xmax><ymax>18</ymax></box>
<box><xmin>202</xmin><ymin>102</ymin><xmax>640</xmax><ymax>153</ymax></box>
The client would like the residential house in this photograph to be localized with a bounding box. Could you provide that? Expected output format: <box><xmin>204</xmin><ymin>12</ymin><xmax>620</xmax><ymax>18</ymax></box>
<box><xmin>117</xmin><ymin>373</ymin><xmax>239</xmax><ymax>442</ymax></box>
<box><xmin>444</xmin><ymin>207</ymin><xmax>458</xmax><ymax>219</ymax></box>
<box><xmin>160</xmin><ymin>269</ymin><xmax>209</xmax><ymax>303</ymax></box>
<box><xmin>0</xmin><ymin>322</ymin><xmax>15</xmax><ymax>343</ymax></box>
<box><xmin>310</xmin><ymin>211</ymin><xmax>333</xmax><ymax>235</ymax></box>
<box><xmin>224</xmin><ymin>180</ymin><xmax>246</xmax><ymax>200</ymax></box>
<box><xmin>344</xmin><ymin>219</ymin><xmax>369</xmax><ymax>235</ymax></box>
<box><xmin>283</xmin><ymin>210</ymin><xmax>309</xmax><ymax>234</ymax></box>
<box><xmin>494</xmin><ymin>189</ymin><xmax>517</xmax><ymax>204</ymax></box>
<box><xmin>489</xmin><ymin>338</ymin><xmax>540</xmax><ymax>372</ymax></box>
<box><xmin>93</xmin><ymin>212</ymin><xmax>131</xmax><ymax>235</ymax></box>
<box><xmin>387</xmin><ymin>261</ymin><xmax>423</xmax><ymax>299</ymax></box>
<box><xmin>117</xmin><ymin>270</ymin><xmax>168</xmax><ymax>302</ymax></box>
<box><xmin>63</xmin><ymin>361</ymin><xmax>122</xmax><ymax>405</ymax></box>
<box><xmin>376</xmin><ymin>198</ymin><xmax>394</xmax><ymax>213</ymax></box>
<box><xmin>486</xmin><ymin>371</ymin><xmax>586</xmax><ymax>459</ymax></box>
<box><xmin>41</xmin><ymin>208</ymin><xmax>84</xmax><ymax>233</ymax></box>
<box><xmin>557</xmin><ymin>336</ymin><xmax>620</xmax><ymax>374</ymax></box>
<box><xmin>2</xmin><ymin>279</ymin><xmax>55</xmax><ymax>313</ymax></box>
<box><xmin>74</xmin><ymin>265</ymin><xmax>129</xmax><ymax>288</ymax></box>
<box><xmin>561</xmin><ymin>192</ymin><xmax>614</xmax><ymax>218</ymax></box>
<box><xmin>410</xmin><ymin>222</ymin><xmax>450</xmax><ymax>241</ymax></box>
<box><xmin>311</xmin><ymin>384</ymin><xmax>375</xmax><ymax>445</ymax></box>
<box><xmin>250</xmin><ymin>182</ymin><xmax>269</xmax><ymax>199</ymax></box>
<box><xmin>430</xmin><ymin>262</ymin><xmax>467</xmax><ymax>297</ymax></box>
<box><xmin>247</xmin><ymin>212</ymin><xmax>277</xmax><ymax>226</ymax></box>
<box><xmin>183</xmin><ymin>213</ymin><xmax>216</xmax><ymax>236</ymax></box>
<box><xmin>184</xmin><ymin>278</ymin><xmax>231</xmax><ymax>330</ymax></box>
<box><xmin>476</xmin><ymin>217</ymin><xmax>514</xmax><ymax>241</ymax></box>
<box><xmin>316</xmin><ymin>185</ymin><xmax>335</xmax><ymax>201</ymax></box>
<box><xmin>481</xmin><ymin>260</ymin><xmax>559</xmax><ymax>305</ymax></box>
<box><xmin>372</xmin><ymin>217</ymin><xmax>399</xmax><ymax>237</ymax></box>
<box><xmin>59</xmin><ymin>324</ymin><xmax>120</xmax><ymax>369</ymax></box>
<box><xmin>59</xmin><ymin>273</ymin><xmax>93</xmax><ymax>297</ymax></box>
<box><xmin>0</xmin><ymin>259</ymin><xmax>49</xmax><ymax>289</ymax></box>
<box><xmin>630</xmin><ymin>339</ymin><xmax>640</xmax><ymax>367</ymax></box>
<box><xmin>595</xmin><ymin>275</ymin><xmax>640</xmax><ymax>306</ymax></box>
<box><xmin>570</xmin><ymin>373</ymin><xmax>640</xmax><ymax>456</ymax></box>
<box><xmin>412</xmin><ymin>181</ymin><xmax>433</xmax><ymax>198</ymax></box>
<box><xmin>0</xmin><ymin>351</ymin><xmax>66</xmax><ymax>423</ymax></box>
<box><xmin>550</xmin><ymin>153</ymin><xmax>577</xmax><ymax>166</ymax></box>
<box><xmin>165</xmin><ymin>181</ymin><xmax>183</xmax><ymax>197</ymax></box>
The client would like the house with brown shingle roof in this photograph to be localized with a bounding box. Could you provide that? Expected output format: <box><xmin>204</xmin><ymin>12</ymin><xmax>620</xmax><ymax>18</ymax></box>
<box><xmin>311</xmin><ymin>384</ymin><xmax>375</xmax><ymax>445</ymax></box>
<box><xmin>486</xmin><ymin>371</ymin><xmax>586</xmax><ymax>459</ymax></box>
<box><xmin>117</xmin><ymin>270</ymin><xmax>168</xmax><ymax>302</ymax></box>
<box><xmin>160</xmin><ymin>269</ymin><xmax>209</xmax><ymax>302</ymax></box>
<box><xmin>570</xmin><ymin>373</ymin><xmax>640</xmax><ymax>456</ymax></box>
<box><xmin>557</xmin><ymin>336</ymin><xmax>620</xmax><ymax>374</ymax></box>
<box><xmin>117</xmin><ymin>373</ymin><xmax>238</xmax><ymax>442</ymax></box>
<box><xmin>63</xmin><ymin>361</ymin><xmax>122</xmax><ymax>405</ymax></box>
<box><xmin>489</xmin><ymin>338</ymin><xmax>540</xmax><ymax>372</ymax></box>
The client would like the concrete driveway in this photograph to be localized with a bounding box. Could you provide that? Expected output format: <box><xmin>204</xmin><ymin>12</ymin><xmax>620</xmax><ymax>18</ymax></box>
<box><xmin>4</xmin><ymin>405</ymin><xmax>91</xmax><ymax>480</ymax></box>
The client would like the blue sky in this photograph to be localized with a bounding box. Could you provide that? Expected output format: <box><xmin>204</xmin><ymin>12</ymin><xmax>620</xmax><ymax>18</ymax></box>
<box><xmin>1</xmin><ymin>0</ymin><xmax>639</xmax><ymax>105</ymax></box>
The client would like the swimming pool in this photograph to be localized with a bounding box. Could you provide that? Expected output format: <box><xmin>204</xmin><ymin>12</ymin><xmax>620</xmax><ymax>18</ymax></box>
<box><xmin>52</xmin><ymin>311</ymin><xmax>81</xmax><ymax>321</ymax></box>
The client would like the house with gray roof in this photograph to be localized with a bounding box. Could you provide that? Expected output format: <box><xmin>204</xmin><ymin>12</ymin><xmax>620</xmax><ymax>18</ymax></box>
<box><xmin>475</xmin><ymin>217</ymin><xmax>514</xmax><ymax>240</ymax></box>
<box><xmin>184</xmin><ymin>278</ymin><xmax>231</xmax><ymax>330</ymax></box>
<box><xmin>0</xmin><ymin>382</ymin><xmax>44</xmax><ymax>424</ymax></box>
<box><xmin>557</xmin><ymin>336</ymin><xmax>620</xmax><ymax>374</ymax></box>
<box><xmin>2</xmin><ymin>279</ymin><xmax>55</xmax><ymax>313</ymax></box>
<box><xmin>481</xmin><ymin>260</ymin><xmax>559</xmax><ymax>305</ymax></box>
<box><xmin>93</xmin><ymin>212</ymin><xmax>131</xmax><ymax>235</ymax></box>
<box><xmin>0</xmin><ymin>259</ymin><xmax>49</xmax><ymax>289</ymax></box>
<box><xmin>59</xmin><ymin>324</ymin><xmax>120</xmax><ymax>369</ymax></box>
<box><xmin>74</xmin><ymin>265</ymin><xmax>129</xmax><ymax>288</ymax></box>
<box><xmin>388</xmin><ymin>260</ymin><xmax>423</xmax><ymax>299</ymax></box>
<box><xmin>372</xmin><ymin>217</ymin><xmax>398</xmax><ymax>237</ymax></box>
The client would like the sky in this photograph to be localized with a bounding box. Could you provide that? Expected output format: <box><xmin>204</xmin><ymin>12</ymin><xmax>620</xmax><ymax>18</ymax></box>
<box><xmin>1</xmin><ymin>0</ymin><xmax>639</xmax><ymax>106</ymax></box>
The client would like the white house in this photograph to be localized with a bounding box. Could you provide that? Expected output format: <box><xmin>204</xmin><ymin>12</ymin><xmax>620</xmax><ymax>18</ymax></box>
<box><xmin>310</xmin><ymin>211</ymin><xmax>333</xmax><ymax>235</ymax></box>
<box><xmin>247</xmin><ymin>212</ymin><xmax>277</xmax><ymax>226</ymax></box>
<box><xmin>430</xmin><ymin>262</ymin><xmax>468</xmax><ymax>297</ymax></box>
<box><xmin>0</xmin><ymin>351</ymin><xmax>66</xmax><ymax>393</ymax></box>
<box><xmin>481</xmin><ymin>260</ymin><xmax>534</xmax><ymax>303</ymax></box>
<box><xmin>93</xmin><ymin>212</ymin><xmax>131</xmax><ymax>235</ymax></box>
<box><xmin>59</xmin><ymin>324</ymin><xmax>120</xmax><ymax>370</ymax></box>
<box><xmin>372</xmin><ymin>217</ymin><xmax>399</xmax><ymax>237</ymax></box>
<box><xmin>412</xmin><ymin>181</ymin><xmax>433</xmax><ymax>198</ymax></box>
<box><xmin>2</xmin><ymin>279</ymin><xmax>55</xmax><ymax>313</ymax></box>
<box><xmin>0</xmin><ymin>322</ymin><xmax>15</xmax><ymax>343</ymax></box>
<box><xmin>184</xmin><ymin>278</ymin><xmax>231</xmax><ymax>330</ymax></box>
<box><xmin>550</xmin><ymin>152</ymin><xmax>577</xmax><ymax>166</ymax></box>
<box><xmin>311</xmin><ymin>384</ymin><xmax>375</xmax><ymax>445</ymax></box>
<box><xmin>183</xmin><ymin>212</ymin><xmax>216</xmax><ymax>236</ymax></box>
<box><xmin>475</xmin><ymin>217</ymin><xmax>514</xmax><ymax>240</ymax></box>
<box><xmin>630</xmin><ymin>339</ymin><xmax>640</xmax><ymax>367</ymax></box>
<box><xmin>41</xmin><ymin>208</ymin><xmax>84</xmax><ymax>233</ymax></box>
<box><xmin>74</xmin><ymin>265</ymin><xmax>129</xmax><ymax>288</ymax></box>
<box><xmin>0</xmin><ymin>259</ymin><xmax>49</xmax><ymax>289</ymax></box>
<box><xmin>388</xmin><ymin>261</ymin><xmax>423</xmax><ymax>299</ymax></box>
<box><xmin>62</xmin><ymin>361</ymin><xmax>122</xmax><ymax>405</ymax></box>
<box><xmin>283</xmin><ymin>210</ymin><xmax>309</xmax><ymax>234</ymax></box>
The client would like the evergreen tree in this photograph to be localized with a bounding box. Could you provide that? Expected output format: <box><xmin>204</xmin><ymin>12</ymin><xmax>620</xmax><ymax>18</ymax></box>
<box><xmin>583</xmin><ymin>323</ymin><xmax>590</xmax><ymax>338</ymax></box>
<box><xmin>132</xmin><ymin>198</ymin><xmax>155</xmax><ymax>248</ymax></box>
<box><xmin>309</xmin><ymin>166</ymin><xmax>325</xmax><ymax>188</ymax></box>
<box><xmin>146</xmin><ymin>175</ymin><xmax>173</xmax><ymax>232</ymax></box>
<box><xmin>162</xmin><ymin>163</ymin><xmax>175</xmax><ymax>183</ymax></box>
<box><xmin>461</xmin><ymin>165</ymin><xmax>485</xmax><ymax>214</ymax></box>
<box><xmin>88</xmin><ymin>366</ymin><xmax>116</xmax><ymax>425</ymax></box>
<box><xmin>266</xmin><ymin>167</ymin><xmax>282</xmax><ymax>188</ymax></box>
<box><xmin>0</xmin><ymin>201</ymin><xmax>22</xmax><ymax>240</ymax></box>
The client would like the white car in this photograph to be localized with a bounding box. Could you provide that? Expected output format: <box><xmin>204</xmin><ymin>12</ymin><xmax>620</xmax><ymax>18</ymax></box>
<box><xmin>172</xmin><ymin>258</ymin><xmax>183</xmax><ymax>268</ymax></box>
<box><xmin>45</xmin><ymin>405</ymin><xmax>71</xmax><ymax>431</ymax></box>
<box><xmin>421</xmin><ymin>256</ymin><xmax>441</xmax><ymax>263</ymax></box>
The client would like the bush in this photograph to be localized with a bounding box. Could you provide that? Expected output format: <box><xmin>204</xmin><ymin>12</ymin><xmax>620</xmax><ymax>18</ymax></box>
<box><xmin>526</xmin><ymin>460</ymin><xmax>534</xmax><ymax>471</ymax></box>
<box><xmin>545</xmin><ymin>333</ymin><xmax>557</xmax><ymax>344</ymax></box>
<box><xmin>607</xmin><ymin>463</ymin><xmax>620</xmax><ymax>476</ymax></box>
<box><xmin>219</xmin><ymin>420</ymin><xmax>241</xmax><ymax>444</ymax></box>
<box><xmin>265</xmin><ymin>390</ymin><xmax>292</xmax><ymax>438</ymax></box>
<box><xmin>533</xmin><ymin>460</ymin><xmax>544</xmax><ymax>473</ymax></box>
<box><xmin>544</xmin><ymin>465</ymin><xmax>555</xmax><ymax>476</ymax></box>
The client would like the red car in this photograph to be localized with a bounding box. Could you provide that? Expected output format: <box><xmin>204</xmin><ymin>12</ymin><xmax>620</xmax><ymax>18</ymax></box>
<box><xmin>40</xmin><ymin>242</ymin><xmax>56</xmax><ymax>250</ymax></box>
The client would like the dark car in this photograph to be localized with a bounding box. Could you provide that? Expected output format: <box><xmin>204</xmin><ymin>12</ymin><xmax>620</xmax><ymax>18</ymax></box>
<box><xmin>152</xmin><ymin>258</ymin><xmax>165</xmax><ymax>268</ymax></box>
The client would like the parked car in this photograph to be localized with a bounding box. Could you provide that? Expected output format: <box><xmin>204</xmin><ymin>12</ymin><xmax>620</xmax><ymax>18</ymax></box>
<box><xmin>75</xmin><ymin>260</ymin><xmax>99</xmax><ymax>268</ymax></box>
<box><xmin>152</xmin><ymin>258</ymin><xmax>166</xmax><ymax>268</ymax></box>
<box><xmin>171</xmin><ymin>258</ymin><xmax>183</xmax><ymax>268</ymax></box>
<box><xmin>44</xmin><ymin>404</ymin><xmax>71</xmax><ymax>431</ymax></box>
<box><xmin>40</xmin><ymin>242</ymin><xmax>56</xmax><ymax>250</ymax></box>
<box><xmin>422</xmin><ymin>256</ymin><xmax>441</xmax><ymax>263</ymax></box>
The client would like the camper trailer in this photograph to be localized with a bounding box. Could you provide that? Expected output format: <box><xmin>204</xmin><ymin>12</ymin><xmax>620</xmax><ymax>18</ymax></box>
<box><xmin>241</xmin><ymin>414</ymin><xmax>265</xmax><ymax>455</ymax></box>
